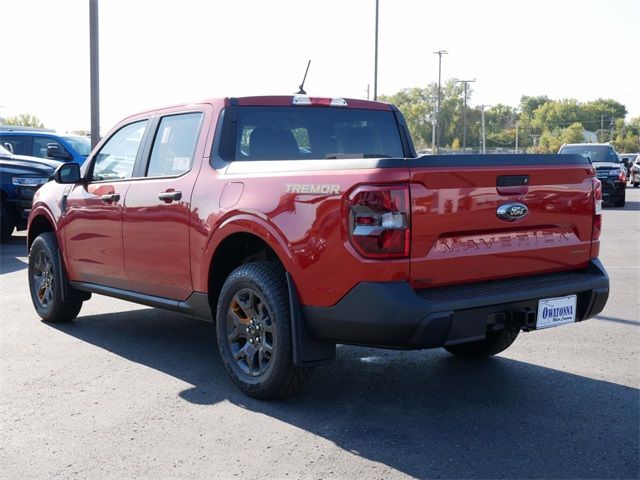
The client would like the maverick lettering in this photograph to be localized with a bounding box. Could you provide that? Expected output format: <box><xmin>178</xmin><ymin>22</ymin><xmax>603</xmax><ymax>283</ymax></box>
<box><xmin>439</xmin><ymin>230</ymin><xmax>571</xmax><ymax>254</ymax></box>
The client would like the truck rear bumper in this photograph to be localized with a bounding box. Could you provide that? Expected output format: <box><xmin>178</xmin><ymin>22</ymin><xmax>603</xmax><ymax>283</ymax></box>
<box><xmin>302</xmin><ymin>259</ymin><xmax>609</xmax><ymax>349</ymax></box>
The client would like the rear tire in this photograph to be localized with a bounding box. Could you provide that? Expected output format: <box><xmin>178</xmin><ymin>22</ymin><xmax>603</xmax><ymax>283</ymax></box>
<box><xmin>444</xmin><ymin>327</ymin><xmax>520</xmax><ymax>358</ymax></box>
<box><xmin>0</xmin><ymin>203</ymin><xmax>14</xmax><ymax>242</ymax></box>
<box><xmin>216</xmin><ymin>261</ymin><xmax>313</xmax><ymax>399</ymax></box>
<box><xmin>634</xmin><ymin>182</ymin><xmax>639</xmax><ymax>188</ymax></box>
<box><xmin>28</xmin><ymin>232</ymin><xmax>83</xmax><ymax>323</ymax></box>
<box><xmin>613</xmin><ymin>196</ymin><xmax>625</xmax><ymax>207</ymax></box>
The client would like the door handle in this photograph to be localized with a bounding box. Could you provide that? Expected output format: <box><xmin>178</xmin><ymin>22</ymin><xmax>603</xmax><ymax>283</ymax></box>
<box><xmin>158</xmin><ymin>190</ymin><xmax>182</xmax><ymax>202</ymax></box>
<box><xmin>100</xmin><ymin>193</ymin><xmax>120</xmax><ymax>203</ymax></box>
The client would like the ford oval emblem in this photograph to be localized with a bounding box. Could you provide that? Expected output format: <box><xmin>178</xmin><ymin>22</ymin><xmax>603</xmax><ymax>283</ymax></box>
<box><xmin>496</xmin><ymin>202</ymin><xmax>529</xmax><ymax>222</ymax></box>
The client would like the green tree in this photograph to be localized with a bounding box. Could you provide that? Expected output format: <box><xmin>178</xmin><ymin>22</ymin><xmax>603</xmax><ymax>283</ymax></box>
<box><xmin>519</xmin><ymin>95</ymin><xmax>550</xmax><ymax>117</ymax></box>
<box><xmin>535</xmin><ymin>122</ymin><xmax>585</xmax><ymax>153</ymax></box>
<box><xmin>3</xmin><ymin>113</ymin><xmax>45</xmax><ymax>128</ymax></box>
<box><xmin>380</xmin><ymin>86</ymin><xmax>436</xmax><ymax>150</ymax></box>
<box><xmin>612</xmin><ymin>131</ymin><xmax>640</xmax><ymax>153</ymax></box>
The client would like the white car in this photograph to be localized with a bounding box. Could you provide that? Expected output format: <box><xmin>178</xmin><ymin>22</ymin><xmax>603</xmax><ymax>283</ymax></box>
<box><xmin>631</xmin><ymin>157</ymin><xmax>640</xmax><ymax>188</ymax></box>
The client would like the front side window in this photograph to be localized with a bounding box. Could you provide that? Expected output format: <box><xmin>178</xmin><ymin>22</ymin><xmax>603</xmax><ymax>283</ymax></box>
<box><xmin>146</xmin><ymin>113</ymin><xmax>202</xmax><ymax>177</ymax></box>
<box><xmin>61</xmin><ymin>135</ymin><xmax>92</xmax><ymax>156</ymax></box>
<box><xmin>32</xmin><ymin>137</ymin><xmax>67</xmax><ymax>159</ymax></box>
<box><xmin>222</xmin><ymin>106</ymin><xmax>404</xmax><ymax>161</ymax></box>
<box><xmin>92</xmin><ymin>120</ymin><xmax>147</xmax><ymax>181</ymax></box>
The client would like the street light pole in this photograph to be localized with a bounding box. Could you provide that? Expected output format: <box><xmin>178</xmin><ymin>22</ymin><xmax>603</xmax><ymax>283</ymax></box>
<box><xmin>373</xmin><ymin>0</ymin><xmax>379</xmax><ymax>101</ymax></box>
<box><xmin>89</xmin><ymin>0</ymin><xmax>100</xmax><ymax>148</ymax></box>
<box><xmin>455</xmin><ymin>78</ymin><xmax>475</xmax><ymax>150</ymax></box>
<box><xmin>433</xmin><ymin>50</ymin><xmax>448</xmax><ymax>153</ymax></box>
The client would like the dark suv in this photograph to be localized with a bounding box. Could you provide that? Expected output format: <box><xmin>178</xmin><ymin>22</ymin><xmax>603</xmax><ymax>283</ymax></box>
<box><xmin>558</xmin><ymin>143</ymin><xmax>626</xmax><ymax>207</ymax></box>
<box><xmin>0</xmin><ymin>145</ymin><xmax>60</xmax><ymax>241</ymax></box>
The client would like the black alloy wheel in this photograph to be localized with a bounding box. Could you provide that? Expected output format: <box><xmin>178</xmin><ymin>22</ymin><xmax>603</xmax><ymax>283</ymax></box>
<box><xmin>227</xmin><ymin>287</ymin><xmax>275</xmax><ymax>377</ymax></box>
<box><xmin>32</xmin><ymin>249</ymin><xmax>55</xmax><ymax>309</ymax></box>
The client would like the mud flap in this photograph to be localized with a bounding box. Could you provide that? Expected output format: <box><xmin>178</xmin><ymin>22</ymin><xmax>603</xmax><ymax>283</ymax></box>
<box><xmin>286</xmin><ymin>272</ymin><xmax>336</xmax><ymax>367</ymax></box>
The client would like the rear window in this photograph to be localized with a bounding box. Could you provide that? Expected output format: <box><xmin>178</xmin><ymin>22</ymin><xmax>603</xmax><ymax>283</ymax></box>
<box><xmin>559</xmin><ymin>145</ymin><xmax>619</xmax><ymax>163</ymax></box>
<box><xmin>219</xmin><ymin>106</ymin><xmax>404</xmax><ymax>161</ymax></box>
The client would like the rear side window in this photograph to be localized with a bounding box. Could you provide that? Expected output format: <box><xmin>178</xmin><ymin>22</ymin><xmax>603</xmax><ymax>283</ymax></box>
<box><xmin>92</xmin><ymin>121</ymin><xmax>147</xmax><ymax>181</ymax></box>
<box><xmin>221</xmin><ymin>106</ymin><xmax>404</xmax><ymax>161</ymax></box>
<box><xmin>146</xmin><ymin>112</ymin><xmax>202</xmax><ymax>177</ymax></box>
<box><xmin>0</xmin><ymin>135</ymin><xmax>31</xmax><ymax>155</ymax></box>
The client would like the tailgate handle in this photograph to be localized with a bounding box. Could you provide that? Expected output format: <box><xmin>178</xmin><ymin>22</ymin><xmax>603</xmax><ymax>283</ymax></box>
<box><xmin>497</xmin><ymin>175</ymin><xmax>529</xmax><ymax>186</ymax></box>
<box><xmin>497</xmin><ymin>175</ymin><xmax>530</xmax><ymax>195</ymax></box>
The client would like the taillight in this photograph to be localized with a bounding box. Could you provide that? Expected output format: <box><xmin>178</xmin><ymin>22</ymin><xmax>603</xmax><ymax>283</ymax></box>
<box><xmin>347</xmin><ymin>185</ymin><xmax>410</xmax><ymax>259</ymax></box>
<box><xmin>592</xmin><ymin>178</ymin><xmax>602</xmax><ymax>241</ymax></box>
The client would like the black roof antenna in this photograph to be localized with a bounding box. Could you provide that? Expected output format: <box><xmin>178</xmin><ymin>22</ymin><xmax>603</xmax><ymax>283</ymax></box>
<box><xmin>297</xmin><ymin>60</ymin><xmax>311</xmax><ymax>95</ymax></box>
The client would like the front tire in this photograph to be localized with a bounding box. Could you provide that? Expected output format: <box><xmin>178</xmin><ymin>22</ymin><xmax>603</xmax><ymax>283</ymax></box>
<box><xmin>216</xmin><ymin>262</ymin><xmax>313</xmax><ymax>399</ymax></box>
<box><xmin>613</xmin><ymin>196</ymin><xmax>626</xmax><ymax>207</ymax></box>
<box><xmin>28</xmin><ymin>232</ymin><xmax>83</xmax><ymax>323</ymax></box>
<box><xmin>444</xmin><ymin>327</ymin><xmax>520</xmax><ymax>358</ymax></box>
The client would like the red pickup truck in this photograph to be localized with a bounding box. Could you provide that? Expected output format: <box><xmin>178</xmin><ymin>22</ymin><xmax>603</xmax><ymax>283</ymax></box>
<box><xmin>27</xmin><ymin>95</ymin><xmax>609</xmax><ymax>398</ymax></box>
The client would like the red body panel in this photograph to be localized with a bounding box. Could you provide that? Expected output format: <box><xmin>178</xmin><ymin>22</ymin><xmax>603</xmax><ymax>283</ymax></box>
<box><xmin>190</xmin><ymin>165</ymin><xmax>412</xmax><ymax>307</ymax></box>
<box><xmin>408</xmin><ymin>165</ymin><xmax>595</xmax><ymax>288</ymax></box>
<box><xmin>63</xmin><ymin>182</ymin><xmax>131</xmax><ymax>289</ymax></box>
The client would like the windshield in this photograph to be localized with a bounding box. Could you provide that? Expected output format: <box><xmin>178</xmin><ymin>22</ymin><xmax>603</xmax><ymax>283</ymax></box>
<box><xmin>559</xmin><ymin>145</ymin><xmax>619</xmax><ymax>163</ymax></box>
<box><xmin>61</xmin><ymin>135</ymin><xmax>92</xmax><ymax>156</ymax></box>
<box><xmin>220</xmin><ymin>106</ymin><xmax>404</xmax><ymax>161</ymax></box>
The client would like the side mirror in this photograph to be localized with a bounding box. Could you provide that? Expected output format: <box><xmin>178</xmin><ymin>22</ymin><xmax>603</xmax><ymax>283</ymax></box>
<box><xmin>47</xmin><ymin>143</ymin><xmax>72</xmax><ymax>160</ymax></box>
<box><xmin>53</xmin><ymin>162</ymin><xmax>81</xmax><ymax>184</ymax></box>
<box><xmin>3</xmin><ymin>142</ymin><xmax>14</xmax><ymax>154</ymax></box>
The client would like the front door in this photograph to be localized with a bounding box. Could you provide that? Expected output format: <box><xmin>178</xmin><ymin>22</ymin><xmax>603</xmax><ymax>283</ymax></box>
<box><xmin>123</xmin><ymin>111</ymin><xmax>204</xmax><ymax>300</ymax></box>
<box><xmin>63</xmin><ymin>120</ymin><xmax>149</xmax><ymax>289</ymax></box>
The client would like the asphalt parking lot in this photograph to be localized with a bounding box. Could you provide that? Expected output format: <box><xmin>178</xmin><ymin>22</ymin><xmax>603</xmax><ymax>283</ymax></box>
<box><xmin>1</xmin><ymin>187</ymin><xmax>638</xmax><ymax>480</ymax></box>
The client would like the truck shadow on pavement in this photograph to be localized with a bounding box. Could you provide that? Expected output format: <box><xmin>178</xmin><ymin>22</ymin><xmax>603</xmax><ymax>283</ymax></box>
<box><xmin>50</xmin><ymin>308</ymin><xmax>639</xmax><ymax>479</ymax></box>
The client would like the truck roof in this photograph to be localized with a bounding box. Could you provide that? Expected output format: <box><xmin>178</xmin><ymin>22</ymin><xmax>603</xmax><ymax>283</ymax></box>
<box><xmin>132</xmin><ymin>95</ymin><xmax>396</xmax><ymax>116</ymax></box>
<box><xmin>226</xmin><ymin>95</ymin><xmax>395</xmax><ymax>111</ymax></box>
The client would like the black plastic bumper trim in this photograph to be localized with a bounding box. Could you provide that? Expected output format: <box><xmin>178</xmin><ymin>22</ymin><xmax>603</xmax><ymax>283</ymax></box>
<box><xmin>301</xmin><ymin>260</ymin><xmax>609</xmax><ymax>349</ymax></box>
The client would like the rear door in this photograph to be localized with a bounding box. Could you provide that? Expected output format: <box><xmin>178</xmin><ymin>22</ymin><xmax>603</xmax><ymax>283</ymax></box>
<box><xmin>408</xmin><ymin>154</ymin><xmax>595</xmax><ymax>289</ymax></box>
<box><xmin>122</xmin><ymin>108</ymin><xmax>208</xmax><ymax>300</ymax></box>
<box><xmin>63</xmin><ymin>120</ymin><xmax>149</xmax><ymax>288</ymax></box>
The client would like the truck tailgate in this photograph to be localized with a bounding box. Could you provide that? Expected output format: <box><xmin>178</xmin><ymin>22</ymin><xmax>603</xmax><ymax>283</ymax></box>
<box><xmin>408</xmin><ymin>154</ymin><xmax>596</xmax><ymax>289</ymax></box>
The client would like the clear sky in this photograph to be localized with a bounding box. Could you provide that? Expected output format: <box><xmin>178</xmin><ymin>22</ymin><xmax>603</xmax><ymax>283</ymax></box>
<box><xmin>1</xmin><ymin>0</ymin><xmax>638</xmax><ymax>133</ymax></box>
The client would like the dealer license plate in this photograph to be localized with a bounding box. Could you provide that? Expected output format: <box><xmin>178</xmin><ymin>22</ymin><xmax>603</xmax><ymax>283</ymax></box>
<box><xmin>536</xmin><ymin>295</ymin><xmax>577</xmax><ymax>329</ymax></box>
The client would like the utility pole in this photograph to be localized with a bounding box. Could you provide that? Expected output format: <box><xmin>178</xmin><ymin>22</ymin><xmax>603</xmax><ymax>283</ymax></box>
<box><xmin>610</xmin><ymin>117</ymin><xmax>614</xmax><ymax>143</ymax></box>
<box><xmin>373</xmin><ymin>0</ymin><xmax>379</xmax><ymax>101</ymax></box>
<box><xmin>515</xmin><ymin>121</ymin><xmax>519</xmax><ymax>154</ymax></box>
<box><xmin>480</xmin><ymin>104</ymin><xmax>490</xmax><ymax>154</ymax></box>
<box><xmin>600</xmin><ymin>113</ymin><xmax>604</xmax><ymax>142</ymax></box>
<box><xmin>89</xmin><ymin>0</ymin><xmax>100</xmax><ymax>148</ymax></box>
<box><xmin>366</xmin><ymin>84</ymin><xmax>370</xmax><ymax>100</ymax></box>
<box><xmin>455</xmin><ymin>78</ymin><xmax>475</xmax><ymax>150</ymax></box>
<box><xmin>433</xmin><ymin>50</ymin><xmax>448</xmax><ymax>154</ymax></box>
